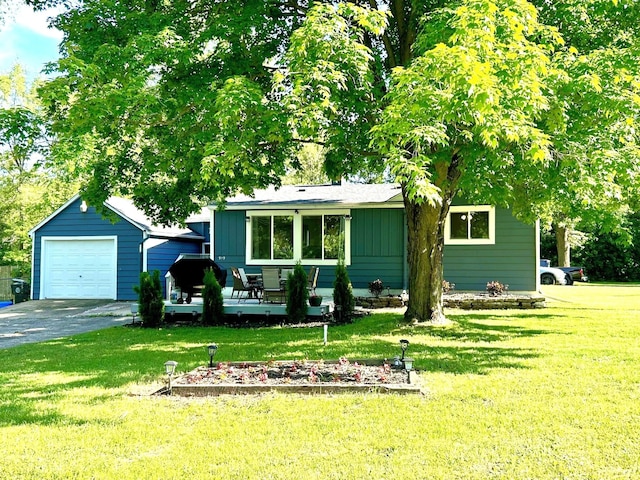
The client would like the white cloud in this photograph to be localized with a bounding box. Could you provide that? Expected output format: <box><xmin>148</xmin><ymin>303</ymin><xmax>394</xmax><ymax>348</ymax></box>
<box><xmin>13</xmin><ymin>5</ymin><xmax>64</xmax><ymax>41</ymax></box>
<box><xmin>0</xmin><ymin>5</ymin><xmax>64</xmax><ymax>77</ymax></box>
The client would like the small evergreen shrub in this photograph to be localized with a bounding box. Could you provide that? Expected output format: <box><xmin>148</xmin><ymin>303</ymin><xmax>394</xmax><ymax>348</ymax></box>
<box><xmin>368</xmin><ymin>278</ymin><xmax>384</xmax><ymax>297</ymax></box>
<box><xmin>202</xmin><ymin>268</ymin><xmax>224</xmax><ymax>326</ymax></box>
<box><xmin>486</xmin><ymin>280</ymin><xmax>509</xmax><ymax>296</ymax></box>
<box><xmin>333</xmin><ymin>260</ymin><xmax>354</xmax><ymax>323</ymax></box>
<box><xmin>286</xmin><ymin>262</ymin><xmax>309</xmax><ymax>323</ymax></box>
<box><xmin>134</xmin><ymin>270</ymin><xmax>164</xmax><ymax>328</ymax></box>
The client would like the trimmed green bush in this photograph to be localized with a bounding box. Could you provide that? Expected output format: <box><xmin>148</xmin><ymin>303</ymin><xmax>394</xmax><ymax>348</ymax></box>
<box><xmin>202</xmin><ymin>268</ymin><xmax>224</xmax><ymax>326</ymax></box>
<box><xmin>134</xmin><ymin>270</ymin><xmax>164</xmax><ymax>328</ymax></box>
<box><xmin>333</xmin><ymin>260</ymin><xmax>354</xmax><ymax>323</ymax></box>
<box><xmin>286</xmin><ymin>262</ymin><xmax>309</xmax><ymax>323</ymax></box>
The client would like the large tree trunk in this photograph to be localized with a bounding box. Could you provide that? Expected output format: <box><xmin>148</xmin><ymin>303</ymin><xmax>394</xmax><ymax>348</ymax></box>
<box><xmin>554</xmin><ymin>224</ymin><xmax>571</xmax><ymax>267</ymax></box>
<box><xmin>403</xmin><ymin>193</ymin><xmax>453</xmax><ymax>325</ymax></box>
<box><xmin>402</xmin><ymin>151</ymin><xmax>461</xmax><ymax>324</ymax></box>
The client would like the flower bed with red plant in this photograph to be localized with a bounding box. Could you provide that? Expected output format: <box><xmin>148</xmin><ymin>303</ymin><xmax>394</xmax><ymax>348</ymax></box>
<box><xmin>170</xmin><ymin>357</ymin><xmax>422</xmax><ymax>396</ymax></box>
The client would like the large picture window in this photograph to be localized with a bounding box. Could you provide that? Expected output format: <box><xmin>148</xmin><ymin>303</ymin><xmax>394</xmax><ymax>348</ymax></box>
<box><xmin>301</xmin><ymin>214</ymin><xmax>343</xmax><ymax>260</ymax></box>
<box><xmin>445</xmin><ymin>206</ymin><xmax>495</xmax><ymax>245</ymax></box>
<box><xmin>247</xmin><ymin>210</ymin><xmax>350</xmax><ymax>265</ymax></box>
<box><xmin>251</xmin><ymin>215</ymin><xmax>293</xmax><ymax>260</ymax></box>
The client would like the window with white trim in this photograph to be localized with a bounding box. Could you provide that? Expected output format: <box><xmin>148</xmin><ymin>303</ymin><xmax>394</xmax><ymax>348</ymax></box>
<box><xmin>246</xmin><ymin>210</ymin><xmax>350</xmax><ymax>265</ymax></box>
<box><xmin>445</xmin><ymin>206</ymin><xmax>495</xmax><ymax>245</ymax></box>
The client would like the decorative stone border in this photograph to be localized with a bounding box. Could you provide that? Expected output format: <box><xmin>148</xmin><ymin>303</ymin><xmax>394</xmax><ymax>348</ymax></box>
<box><xmin>169</xmin><ymin>380</ymin><xmax>422</xmax><ymax>396</ymax></box>
<box><xmin>356</xmin><ymin>293</ymin><xmax>545</xmax><ymax>310</ymax></box>
<box><xmin>356</xmin><ymin>296</ymin><xmax>405</xmax><ymax>309</ymax></box>
<box><xmin>444</xmin><ymin>293</ymin><xmax>546</xmax><ymax>309</ymax></box>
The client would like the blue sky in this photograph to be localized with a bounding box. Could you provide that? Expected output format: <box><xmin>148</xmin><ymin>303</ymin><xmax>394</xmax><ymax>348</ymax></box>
<box><xmin>0</xmin><ymin>5</ymin><xmax>63</xmax><ymax>80</ymax></box>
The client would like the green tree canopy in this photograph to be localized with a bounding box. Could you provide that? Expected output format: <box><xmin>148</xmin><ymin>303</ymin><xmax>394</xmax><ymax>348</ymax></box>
<box><xmin>530</xmin><ymin>0</ymin><xmax>640</xmax><ymax>265</ymax></box>
<box><xmin>33</xmin><ymin>0</ymin><xmax>640</xmax><ymax>322</ymax></box>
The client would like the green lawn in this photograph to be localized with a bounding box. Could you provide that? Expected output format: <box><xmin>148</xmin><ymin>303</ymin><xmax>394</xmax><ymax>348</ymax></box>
<box><xmin>1</xmin><ymin>284</ymin><xmax>639</xmax><ymax>479</ymax></box>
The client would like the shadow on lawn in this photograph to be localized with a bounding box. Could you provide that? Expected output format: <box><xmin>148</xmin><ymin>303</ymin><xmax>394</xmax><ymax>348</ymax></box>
<box><xmin>421</xmin><ymin>313</ymin><xmax>561</xmax><ymax>343</ymax></box>
<box><xmin>0</xmin><ymin>310</ymin><xmax>553</xmax><ymax>426</ymax></box>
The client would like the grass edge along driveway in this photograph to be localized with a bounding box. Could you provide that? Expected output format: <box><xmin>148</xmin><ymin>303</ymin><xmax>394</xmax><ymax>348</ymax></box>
<box><xmin>1</xmin><ymin>283</ymin><xmax>638</xmax><ymax>479</ymax></box>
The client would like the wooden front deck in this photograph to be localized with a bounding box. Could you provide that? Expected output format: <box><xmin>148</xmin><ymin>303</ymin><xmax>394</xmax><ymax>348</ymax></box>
<box><xmin>163</xmin><ymin>289</ymin><xmax>333</xmax><ymax>319</ymax></box>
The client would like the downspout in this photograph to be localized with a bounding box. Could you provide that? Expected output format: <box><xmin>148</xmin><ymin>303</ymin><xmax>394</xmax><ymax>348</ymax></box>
<box><xmin>139</xmin><ymin>230</ymin><xmax>149</xmax><ymax>272</ymax></box>
<box><xmin>209</xmin><ymin>207</ymin><xmax>215</xmax><ymax>260</ymax></box>
<box><xmin>403</xmin><ymin>210</ymin><xmax>409</xmax><ymax>290</ymax></box>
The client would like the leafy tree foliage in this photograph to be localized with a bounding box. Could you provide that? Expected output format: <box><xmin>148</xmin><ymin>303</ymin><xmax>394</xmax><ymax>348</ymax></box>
<box><xmin>574</xmin><ymin>212</ymin><xmax>640</xmax><ymax>281</ymax></box>
<box><xmin>530</xmin><ymin>0</ymin><xmax>640</xmax><ymax>265</ymax></box>
<box><xmin>282</xmin><ymin>144</ymin><xmax>330</xmax><ymax>186</ymax></box>
<box><xmin>0</xmin><ymin>64</ymin><xmax>76</xmax><ymax>276</ymax></box>
<box><xmin>33</xmin><ymin>0</ymin><xmax>640</xmax><ymax>322</ymax></box>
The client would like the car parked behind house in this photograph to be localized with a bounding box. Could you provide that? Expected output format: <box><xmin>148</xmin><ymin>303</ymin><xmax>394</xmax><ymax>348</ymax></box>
<box><xmin>540</xmin><ymin>259</ymin><xmax>588</xmax><ymax>285</ymax></box>
<box><xmin>540</xmin><ymin>265</ymin><xmax>569</xmax><ymax>285</ymax></box>
<box><xmin>556</xmin><ymin>266</ymin><xmax>588</xmax><ymax>283</ymax></box>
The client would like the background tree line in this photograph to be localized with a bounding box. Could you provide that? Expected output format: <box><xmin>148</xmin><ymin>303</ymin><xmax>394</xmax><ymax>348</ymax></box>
<box><xmin>0</xmin><ymin>63</ymin><xmax>76</xmax><ymax>279</ymax></box>
<box><xmin>541</xmin><ymin>212</ymin><xmax>640</xmax><ymax>282</ymax></box>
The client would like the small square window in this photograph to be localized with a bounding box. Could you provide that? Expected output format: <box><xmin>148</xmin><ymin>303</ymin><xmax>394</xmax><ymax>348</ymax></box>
<box><xmin>445</xmin><ymin>206</ymin><xmax>495</xmax><ymax>245</ymax></box>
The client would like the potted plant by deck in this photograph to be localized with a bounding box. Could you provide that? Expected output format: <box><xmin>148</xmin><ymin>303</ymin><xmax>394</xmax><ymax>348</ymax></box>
<box><xmin>368</xmin><ymin>278</ymin><xmax>384</xmax><ymax>298</ymax></box>
<box><xmin>309</xmin><ymin>295</ymin><xmax>323</xmax><ymax>307</ymax></box>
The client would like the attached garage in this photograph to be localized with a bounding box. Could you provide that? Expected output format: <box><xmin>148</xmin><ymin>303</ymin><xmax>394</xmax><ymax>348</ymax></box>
<box><xmin>40</xmin><ymin>237</ymin><xmax>117</xmax><ymax>299</ymax></box>
<box><xmin>30</xmin><ymin>195</ymin><xmax>207</xmax><ymax>301</ymax></box>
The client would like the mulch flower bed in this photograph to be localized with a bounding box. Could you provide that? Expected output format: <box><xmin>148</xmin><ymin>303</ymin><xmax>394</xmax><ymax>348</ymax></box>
<box><xmin>168</xmin><ymin>358</ymin><xmax>422</xmax><ymax>396</ymax></box>
<box><xmin>182</xmin><ymin>358</ymin><xmax>406</xmax><ymax>385</ymax></box>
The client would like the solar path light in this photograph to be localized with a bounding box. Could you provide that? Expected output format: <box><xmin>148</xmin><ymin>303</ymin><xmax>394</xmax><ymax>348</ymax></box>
<box><xmin>399</xmin><ymin>339</ymin><xmax>409</xmax><ymax>361</ymax></box>
<box><xmin>207</xmin><ymin>344</ymin><xmax>218</xmax><ymax>368</ymax></box>
<box><xmin>164</xmin><ymin>360</ymin><xmax>178</xmax><ymax>394</ymax></box>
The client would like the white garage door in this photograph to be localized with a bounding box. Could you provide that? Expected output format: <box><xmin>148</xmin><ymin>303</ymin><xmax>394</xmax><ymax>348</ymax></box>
<box><xmin>42</xmin><ymin>238</ymin><xmax>117</xmax><ymax>299</ymax></box>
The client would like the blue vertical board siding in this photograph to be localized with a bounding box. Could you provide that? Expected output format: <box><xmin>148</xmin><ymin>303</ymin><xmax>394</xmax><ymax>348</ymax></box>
<box><xmin>349</xmin><ymin>208</ymin><xmax>405</xmax><ymax>289</ymax></box>
<box><xmin>212</xmin><ymin>208</ymin><xmax>406</xmax><ymax>290</ymax></box>
<box><xmin>210</xmin><ymin>205</ymin><xmax>535</xmax><ymax>292</ymax></box>
<box><xmin>186</xmin><ymin>221</ymin><xmax>210</xmax><ymax>242</ymax></box>
<box><xmin>443</xmin><ymin>208</ymin><xmax>537</xmax><ymax>291</ymax></box>
<box><xmin>213</xmin><ymin>210</ymin><xmax>246</xmax><ymax>280</ymax></box>
<box><xmin>32</xmin><ymin>197</ymin><xmax>143</xmax><ymax>300</ymax></box>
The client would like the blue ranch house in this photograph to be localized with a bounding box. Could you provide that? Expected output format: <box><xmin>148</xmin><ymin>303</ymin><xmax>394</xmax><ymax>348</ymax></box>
<box><xmin>29</xmin><ymin>184</ymin><xmax>539</xmax><ymax>301</ymax></box>
<box><xmin>211</xmin><ymin>183</ymin><xmax>539</xmax><ymax>295</ymax></box>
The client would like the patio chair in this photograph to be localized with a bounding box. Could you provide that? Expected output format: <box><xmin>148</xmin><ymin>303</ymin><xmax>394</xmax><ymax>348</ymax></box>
<box><xmin>230</xmin><ymin>266</ymin><xmax>256</xmax><ymax>302</ymax></box>
<box><xmin>262</xmin><ymin>267</ymin><xmax>286</xmax><ymax>304</ymax></box>
<box><xmin>307</xmin><ymin>266</ymin><xmax>319</xmax><ymax>296</ymax></box>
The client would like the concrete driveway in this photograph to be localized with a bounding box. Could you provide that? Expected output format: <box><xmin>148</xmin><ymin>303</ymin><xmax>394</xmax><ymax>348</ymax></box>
<box><xmin>0</xmin><ymin>299</ymin><xmax>134</xmax><ymax>349</ymax></box>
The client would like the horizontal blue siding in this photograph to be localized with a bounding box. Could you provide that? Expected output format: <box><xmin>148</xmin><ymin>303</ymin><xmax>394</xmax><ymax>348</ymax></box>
<box><xmin>32</xmin><ymin>198</ymin><xmax>204</xmax><ymax>300</ymax></box>
<box><xmin>32</xmin><ymin>197</ymin><xmax>143</xmax><ymax>300</ymax></box>
<box><xmin>443</xmin><ymin>208</ymin><xmax>536</xmax><ymax>291</ymax></box>
<box><xmin>147</xmin><ymin>240</ymin><xmax>203</xmax><ymax>296</ymax></box>
<box><xmin>186</xmin><ymin>221</ymin><xmax>210</xmax><ymax>242</ymax></box>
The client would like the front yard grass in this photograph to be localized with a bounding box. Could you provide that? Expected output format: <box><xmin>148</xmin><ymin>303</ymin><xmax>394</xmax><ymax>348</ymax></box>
<box><xmin>1</xmin><ymin>283</ymin><xmax>638</xmax><ymax>479</ymax></box>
